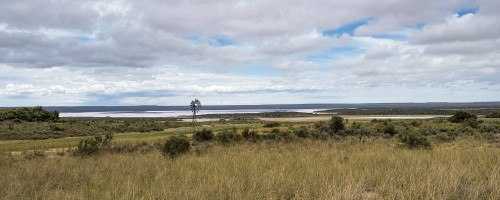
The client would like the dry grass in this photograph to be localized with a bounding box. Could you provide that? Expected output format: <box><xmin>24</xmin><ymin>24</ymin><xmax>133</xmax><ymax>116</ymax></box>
<box><xmin>1</xmin><ymin>138</ymin><xmax>499</xmax><ymax>199</ymax></box>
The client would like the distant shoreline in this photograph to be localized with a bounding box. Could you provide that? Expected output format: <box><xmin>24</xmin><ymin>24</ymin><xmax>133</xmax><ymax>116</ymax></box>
<box><xmin>2</xmin><ymin>102</ymin><xmax>500</xmax><ymax>112</ymax></box>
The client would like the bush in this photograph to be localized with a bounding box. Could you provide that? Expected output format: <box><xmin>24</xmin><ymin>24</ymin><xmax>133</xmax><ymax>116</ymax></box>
<box><xmin>399</xmin><ymin>132</ymin><xmax>431</xmax><ymax>149</ymax></box>
<box><xmin>263</xmin><ymin>121</ymin><xmax>281</xmax><ymax>128</ymax></box>
<box><xmin>436</xmin><ymin>132</ymin><xmax>455</xmax><ymax>142</ymax></box>
<box><xmin>242</xmin><ymin>127</ymin><xmax>259</xmax><ymax>141</ymax></box>
<box><xmin>216</xmin><ymin>130</ymin><xmax>242</xmax><ymax>144</ymax></box>
<box><xmin>74</xmin><ymin>133</ymin><xmax>113</xmax><ymax>156</ymax></box>
<box><xmin>193</xmin><ymin>129</ymin><xmax>214</xmax><ymax>141</ymax></box>
<box><xmin>294</xmin><ymin>126</ymin><xmax>310</xmax><ymax>138</ymax></box>
<box><xmin>486</xmin><ymin>111</ymin><xmax>500</xmax><ymax>118</ymax></box>
<box><xmin>463</xmin><ymin>118</ymin><xmax>480</xmax><ymax>128</ymax></box>
<box><xmin>0</xmin><ymin>106</ymin><xmax>59</xmax><ymax>122</ymax></box>
<box><xmin>384</xmin><ymin>124</ymin><xmax>398</xmax><ymax>136</ymax></box>
<box><xmin>162</xmin><ymin>136</ymin><xmax>191</xmax><ymax>158</ymax></box>
<box><xmin>330</xmin><ymin>116</ymin><xmax>345</xmax><ymax>134</ymax></box>
<box><xmin>242</xmin><ymin>127</ymin><xmax>250</xmax><ymax>138</ymax></box>
<box><xmin>448</xmin><ymin>110</ymin><xmax>477</xmax><ymax>123</ymax></box>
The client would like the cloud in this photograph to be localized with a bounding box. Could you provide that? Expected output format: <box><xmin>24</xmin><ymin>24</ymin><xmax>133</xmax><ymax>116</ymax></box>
<box><xmin>1</xmin><ymin>0</ymin><xmax>500</xmax><ymax>106</ymax></box>
<box><xmin>413</xmin><ymin>13</ymin><xmax>500</xmax><ymax>44</ymax></box>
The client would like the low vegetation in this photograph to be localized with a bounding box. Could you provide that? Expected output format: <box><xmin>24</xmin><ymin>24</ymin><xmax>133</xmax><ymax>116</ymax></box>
<box><xmin>0</xmin><ymin>106</ymin><xmax>59</xmax><ymax>122</ymax></box>
<box><xmin>1</xmin><ymin>109</ymin><xmax>500</xmax><ymax>199</ymax></box>
<box><xmin>74</xmin><ymin>133</ymin><xmax>113</xmax><ymax>156</ymax></box>
<box><xmin>0</xmin><ymin>116</ymin><xmax>184</xmax><ymax>140</ymax></box>
<box><xmin>486</xmin><ymin>110</ymin><xmax>500</xmax><ymax>118</ymax></box>
<box><xmin>161</xmin><ymin>136</ymin><xmax>191</xmax><ymax>158</ymax></box>
<box><xmin>1</xmin><ymin>139</ymin><xmax>499</xmax><ymax>199</ymax></box>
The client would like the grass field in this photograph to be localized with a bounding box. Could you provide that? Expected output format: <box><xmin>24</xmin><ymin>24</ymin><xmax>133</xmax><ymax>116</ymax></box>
<box><xmin>1</xmin><ymin>139</ymin><xmax>499</xmax><ymax>199</ymax></box>
<box><xmin>1</xmin><ymin>114</ymin><xmax>499</xmax><ymax>199</ymax></box>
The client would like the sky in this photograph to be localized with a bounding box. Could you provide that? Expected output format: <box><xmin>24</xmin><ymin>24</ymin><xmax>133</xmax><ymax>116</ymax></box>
<box><xmin>1</xmin><ymin>0</ymin><xmax>500</xmax><ymax>106</ymax></box>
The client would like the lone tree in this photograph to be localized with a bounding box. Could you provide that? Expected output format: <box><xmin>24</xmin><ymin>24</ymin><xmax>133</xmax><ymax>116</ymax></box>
<box><xmin>448</xmin><ymin>110</ymin><xmax>477</xmax><ymax>123</ymax></box>
<box><xmin>190</xmin><ymin>99</ymin><xmax>202</xmax><ymax>130</ymax></box>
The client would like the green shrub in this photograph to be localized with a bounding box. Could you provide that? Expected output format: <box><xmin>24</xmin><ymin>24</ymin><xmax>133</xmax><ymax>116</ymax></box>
<box><xmin>295</xmin><ymin>126</ymin><xmax>309</xmax><ymax>138</ymax></box>
<box><xmin>485</xmin><ymin>111</ymin><xmax>500</xmax><ymax>118</ymax></box>
<box><xmin>436</xmin><ymin>132</ymin><xmax>455</xmax><ymax>142</ymax></box>
<box><xmin>0</xmin><ymin>106</ymin><xmax>59</xmax><ymax>122</ymax></box>
<box><xmin>448</xmin><ymin>110</ymin><xmax>477</xmax><ymax>123</ymax></box>
<box><xmin>162</xmin><ymin>136</ymin><xmax>191</xmax><ymax>158</ymax></box>
<box><xmin>410</xmin><ymin>120</ymin><xmax>421</xmax><ymax>127</ymax></box>
<box><xmin>193</xmin><ymin>129</ymin><xmax>214</xmax><ymax>141</ymax></box>
<box><xmin>263</xmin><ymin>121</ymin><xmax>281</xmax><ymax>128</ymax></box>
<box><xmin>398</xmin><ymin>132</ymin><xmax>432</xmax><ymax>149</ymax></box>
<box><xmin>384</xmin><ymin>124</ymin><xmax>398</xmax><ymax>136</ymax></box>
<box><xmin>216</xmin><ymin>130</ymin><xmax>242</xmax><ymax>144</ymax></box>
<box><xmin>74</xmin><ymin>133</ymin><xmax>113</xmax><ymax>156</ymax></box>
<box><xmin>330</xmin><ymin>116</ymin><xmax>345</xmax><ymax>134</ymax></box>
<box><xmin>463</xmin><ymin>117</ymin><xmax>480</xmax><ymax>128</ymax></box>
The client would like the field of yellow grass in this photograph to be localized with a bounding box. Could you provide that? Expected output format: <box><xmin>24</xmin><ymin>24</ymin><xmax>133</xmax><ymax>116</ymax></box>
<box><xmin>1</xmin><ymin>138</ymin><xmax>499</xmax><ymax>199</ymax></box>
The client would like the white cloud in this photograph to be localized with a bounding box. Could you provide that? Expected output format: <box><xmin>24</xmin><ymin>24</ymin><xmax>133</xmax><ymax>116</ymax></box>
<box><xmin>1</xmin><ymin>0</ymin><xmax>500</xmax><ymax>106</ymax></box>
<box><xmin>413</xmin><ymin>13</ymin><xmax>500</xmax><ymax>44</ymax></box>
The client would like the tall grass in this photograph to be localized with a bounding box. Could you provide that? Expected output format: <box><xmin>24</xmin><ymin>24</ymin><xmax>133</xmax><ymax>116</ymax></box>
<box><xmin>1</xmin><ymin>139</ymin><xmax>499</xmax><ymax>199</ymax></box>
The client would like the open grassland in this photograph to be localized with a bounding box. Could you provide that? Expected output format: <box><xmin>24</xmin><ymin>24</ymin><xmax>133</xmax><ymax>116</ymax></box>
<box><xmin>0</xmin><ymin>123</ymin><xmax>265</xmax><ymax>153</ymax></box>
<box><xmin>1</xmin><ymin>139</ymin><xmax>499</xmax><ymax>199</ymax></box>
<box><xmin>1</xmin><ymin>110</ymin><xmax>500</xmax><ymax>199</ymax></box>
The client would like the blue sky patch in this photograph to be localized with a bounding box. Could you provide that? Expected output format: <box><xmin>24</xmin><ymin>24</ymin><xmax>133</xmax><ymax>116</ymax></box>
<box><xmin>322</xmin><ymin>19</ymin><xmax>372</xmax><ymax>37</ymax></box>
<box><xmin>457</xmin><ymin>8</ymin><xmax>478</xmax><ymax>17</ymax></box>
<box><xmin>185</xmin><ymin>35</ymin><xmax>237</xmax><ymax>46</ymax></box>
<box><xmin>214</xmin><ymin>37</ymin><xmax>236</xmax><ymax>46</ymax></box>
<box><xmin>372</xmin><ymin>34</ymin><xmax>408</xmax><ymax>41</ymax></box>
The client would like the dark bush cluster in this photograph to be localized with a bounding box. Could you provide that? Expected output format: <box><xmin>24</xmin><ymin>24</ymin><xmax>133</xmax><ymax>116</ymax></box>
<box><xmin>193</xmin><ymin>128</ymin><xmax>214</xmax><ymax>141</ymax></box>
<box><xmin>242</xmin><ymin>127</ymin><xmax>259</xmax><ymax>141</ymax></box>
<box><xmin>329</xmin><ymin>116</ymin><xmax>345</xmax><ymax>133</ymax></box>
<box><xmin>448</xmin><ymin>110</ymin><xmax>477</xmax><ymax>123</ymax></box>
<box><xmin>263</xmin><ymin>121</ymin><xmax>281</xmax><ymax>128</ymax></box>
<box><xmin>216</xmin><ymin>129</ymin><xmax>242</xmax><ymax>144</ymax></box>
<box><xmin>0</xmin><ymin>106</ymin><xmax>59</xmax><ymax>122</ymax></box>
<box><xmin>162</xmin><ymin>136</ymin><xmax>191</xmax><ymax>158</ymax></box>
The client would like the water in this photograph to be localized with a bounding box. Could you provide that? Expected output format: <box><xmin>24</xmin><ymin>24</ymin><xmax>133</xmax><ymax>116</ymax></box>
<box><xmin>59</xmin><ymin>109</ymin><xmax>327</xmax><ymax>118</ymax></box>
<box><xmin>29</xmin><ymin>102</ymin><xmax>500</xmax><ymax>118</ymax></box>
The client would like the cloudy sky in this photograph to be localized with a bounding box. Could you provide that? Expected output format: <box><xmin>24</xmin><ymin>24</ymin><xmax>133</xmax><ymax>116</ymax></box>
<box><xmin>1</xmin><ymin>0</ymin><xmax>499</xmax><ymax>106</ymax></box>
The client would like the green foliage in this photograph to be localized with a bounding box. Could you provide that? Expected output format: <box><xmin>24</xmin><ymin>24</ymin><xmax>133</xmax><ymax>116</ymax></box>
<box><xmin>448</xmin><ymin>110</ymin><xmax>477</xmax><ymax>123</ymax></box>
<box><xmin>0</xmin><ymin>118</ymin><xmax>180</xmax><ymax>140</ymax></box>
<box><xmin>329</xmin><ymin>116</ymin><xmax>345</xmax><ymax>133</ymax></box>
<box><xmin>485</xmin><ymin>111</ymin><xmax>500</xmax><ymax>118</ymax></box>
<box><xmin>162</xmin><ymin>136</ymin><xmax>191</xmax><ymax>158</ymax></box>
<box><xmin>263</xmin><ymin>121</ymin><xmax>281</xmax><ymax>128</ymax></box>
<box><xmin>294</xmin><ymin>126</ymin><xmax>310</xmax><ymax>138</ymax></box>
<box><xmin>216</xmin><ymin>129</ymin><xmax>242</xmax><ymax>144</ymax></box>
<box><xmin>74</xmin><ymin>133</ymin><xmax>113</xmax><ymax>156</ymax></box>
<box><xmin>193</xmin><ymin>129</ymin><xmax>214</xmax><ymax>142</ymax></box>
<box><xmin>384</xmin><ymin>123</ymin><xmax>398</xmax><ymax>136</ymax></box>
<box><xmin>463</xmin><ymin>118</ymin><xmax>480</xmax><ymax>128</ymax></box>
<box><xmin>242</xmin><ymin>127</ymin><xmax>250</xmax><ymax>138</ymax></box>
<box><xmin>242</xmin><ymin>127</ymin><xmax>259</xmax><ymax>141</ymax></box>
<box><xmin>0</xmin><ymin>106</ymin><xmax>59</xmax><ymax>122</ymax></box>
<box><xmin>398</xmin><ymin>132</ymin><xmax>431</xmax><ymax>149</ymax></box>
<box><xmin>436</xmin><ymin>132</ymin><xmax>455</xmax><ymax>142</ymax></box>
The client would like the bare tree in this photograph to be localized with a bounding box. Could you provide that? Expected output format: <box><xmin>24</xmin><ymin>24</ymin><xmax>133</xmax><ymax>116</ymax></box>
<box><xmin>190</xmin><ymin>99</ymin><xmax>201</xmax><ymax>130</ymax></box>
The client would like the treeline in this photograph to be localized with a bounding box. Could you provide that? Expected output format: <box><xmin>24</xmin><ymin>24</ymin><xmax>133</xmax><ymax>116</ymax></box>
<box><xmin>0</xmin><ymin>106</ymin><xmax>59</xmax><ymax>122</ymax></box>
